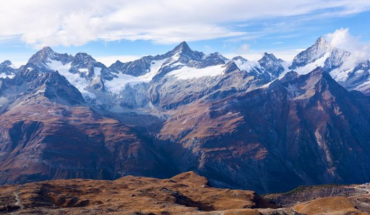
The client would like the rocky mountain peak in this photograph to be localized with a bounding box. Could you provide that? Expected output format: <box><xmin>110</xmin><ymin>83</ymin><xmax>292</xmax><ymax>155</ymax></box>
<box><xmin>310</xmin><ymin>37</ymin><xmax>333</xmax><ymax>56</ymax></box>
<box><xmin>164</xmin><ymin>41</ymin><xmax>207</xmax><ymax>62</ymax></box>
<box><xmin>258</xmin><ymin>53</ymin><xmax>284</xmax><ymax>78</ymax></box>
<box><xmin>259</xmin><ymin>53</ymin><xmax>282</xmax><ymax>64</ymax></box>
<box><xmin>39</xmin><ymin>46</ymin><xmax>55</xmax><ymax>55</ymax></box>
<box><xmin>1</xmin><ymin>60</ymin><xmax>12</xmax><ymax>67</ymax></box>
<box><xmin>223</xmin><ymin>61</ymin><xmax>240</xmax><ymax>74</ymax></box>
<box><xmin>289</xmin><ymin>67</ymin><xmax>336</xmax><ymax>95</ymax></box>
<box><xmin>73</xmin><ymin>53</ymin><xmax>97</xmax><ymax>63</ymax></box>
<box><xmin>27</xmin><ymin>47</ymin><xmax>74</xmax><ymax>68</ymax></box>
<box><xmin>289</xmin><ymin>37</ymin><xmax>333</xmax><ymax>69</ymax></box>
<box><xmin>314</xmin><ymin>37</ymin><xmax>330</xmax><ymax>47</ymax></box>
<box><xmin>28</xmin><ymin>47</ymin><xmax>56</xmax><ymax>63</ymax></box>
<box><xmin>232</xmin><ymin>56</ymin><xmax>248</xmax><ymax>62</ymax></box>
<box><xmin>306</xmin><ymin>67</ymin><xmax>330</xmax><ymax>80</ymax></box>
<box><xmin>0</xmin><ymin>60</ymin><xmax>16</xmax><ymax>76</ymax></box>
<box><xmin>171</xmin><ymin>41</ymin><xmax>192</xmax><ymax>54</ymax></box>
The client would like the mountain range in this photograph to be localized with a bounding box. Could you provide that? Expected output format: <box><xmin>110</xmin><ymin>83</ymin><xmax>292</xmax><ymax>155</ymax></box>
<box><xmin>0</xmin><ymin>37</ymin><xmax>370</xmax><ymax>194</ymax></box>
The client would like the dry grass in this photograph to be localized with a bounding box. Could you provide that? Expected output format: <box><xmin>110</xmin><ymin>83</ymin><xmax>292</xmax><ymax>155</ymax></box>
<box><xmin>293</xmin><ymin>197</ymin><xmax>361</xmax><ymax>215</ymax></box>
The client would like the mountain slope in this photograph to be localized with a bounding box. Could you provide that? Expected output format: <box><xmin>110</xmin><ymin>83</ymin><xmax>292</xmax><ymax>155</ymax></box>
<box><xmin>158</xmin><ymin>68</ymin><xmax>370</xmax><ymax>193</ymax></box>
<box><xmin>0</xmin><ymin>68</ymin><xmax>176</xmax><ymax>185</ymax></box>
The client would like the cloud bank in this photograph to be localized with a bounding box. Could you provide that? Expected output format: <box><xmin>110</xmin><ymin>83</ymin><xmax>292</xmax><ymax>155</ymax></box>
<box><xmin>326</xmin><ymin>28</ymin><xmax>370</xmax><ymax>68</ymax></box>
<box><xmin>1</xmin><ymin>0</ymin><xmax>370</xmax><ymax>47</ymax></box>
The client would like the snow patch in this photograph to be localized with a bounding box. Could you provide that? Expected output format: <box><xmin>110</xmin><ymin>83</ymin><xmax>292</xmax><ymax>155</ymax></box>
<box><xmin>47</xmin><ymin>60</ymin><xmax>95</xmax><ymax>98</ymax></box>
<box><xmin>143</xmin><ymin>58</ymin><xmax>169</xmax><ymax>81</ymax></box>
<box><xmin>94</xmin><ymin>67</ymin><xmax>102</xmax><ymax>76</ymax></box>
<box><xmin>0</xmin><ymin>97</ymin><xmax>8</xmax><ymax>106</ymax></box>
<box><xmin>78</xmin><ymin>68</ymin><xmax>88</xmax><ymax>73</ymax></box>
<box><xmin>330</xmin><ymin>68</ymin><xmax>352</xmax><ymax>82</ymax></box>
<box><xmin>0</xmin><ymin>73</ymin><xmax>15</xmax><ymax>79</ymax></box>
<box><xmin>104</xmin><ymin>58</ymin><xmax>169</xmax><ymax>94</ymax></box>
<box><xmin>355</xmin><ymin>78</ymin><xmax>370</xmax><ymax>91</ymax></box>
<box><xmin>234</xmin><ymin>59</ymin><xmax>261</xmax><ymax>72</ymax></box>
<box><xmin>10</xmin><ymin>64</ymin><xmax>18</xmax><ymax>69</ymax></box>
<box><xmin>294</xmin><ymin>52</ymin><xmax>331</xmax><ymax>75</ymax></box>
<box><xmin>277</xmin><ymin>61</ymin><xmax>291</xmax><ymax>79</ymax></box>
<box><xmin>167</xmin><ymin>65</ymin><xmax>225</xmax><ymax>80</ymax></box>
<box><xmin>104</xmin><ymin>74</ymin><xmax>143</xmax><ymax>94</ymax></box>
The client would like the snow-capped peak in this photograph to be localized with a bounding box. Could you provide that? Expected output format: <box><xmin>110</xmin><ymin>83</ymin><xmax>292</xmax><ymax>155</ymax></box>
<box><xmin>309</xmin><ymin>37</ymin><xmax>332</xmax><ymax>57</ymax></box>
<box><xmin>290</xmin><ymin>37</ymin><xmax>335</xmax><ymax>69</ymax></box>
<box><xmin>27</xmin><ymin>47</ymin><xmax>74</xmax><ymax>69</ymax></box>
<box><xmin>232</xmin><ymin>56</ymin><xmax>261</xmax><ymax>72</ymax></box>
<box><xmin>315</xmin><ymin>37</ymin><xmax>330</xmax><ymax>48</ymax></box>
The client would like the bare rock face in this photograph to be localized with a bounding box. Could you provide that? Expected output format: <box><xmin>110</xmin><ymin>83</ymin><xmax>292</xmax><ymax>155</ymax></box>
<box><xmin>159</xmin><ymin>68</ymin><xmax>370</xmax><ymax>194</ymax></box>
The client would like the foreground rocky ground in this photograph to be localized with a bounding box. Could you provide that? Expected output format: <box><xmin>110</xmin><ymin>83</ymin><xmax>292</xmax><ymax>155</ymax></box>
<box><xmin>0</xmin><ymin>172</ymin><xmax>369</xmax><ymax>215</ymax></box>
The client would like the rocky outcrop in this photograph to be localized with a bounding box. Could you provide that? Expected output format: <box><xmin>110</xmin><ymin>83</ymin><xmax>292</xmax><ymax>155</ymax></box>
<box><xmin>0</xmin><ymin>172</ymin><xmax>275</xmax><ymax>214</ymax></box>
<box><xmin>0</xmin><ymin>172</ymin><xmax>369</xmax><ymax>215</ymax></box>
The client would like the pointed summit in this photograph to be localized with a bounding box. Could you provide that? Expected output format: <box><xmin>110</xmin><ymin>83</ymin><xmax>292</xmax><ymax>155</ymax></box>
<box><xmin>259</xmin><ymin>53</ymin><xmax>282</xmax><ymax>63</ymax></box>
<box><xmin>290</xmin><ymin>36</ymin><xmax>333</xmax><ymax>69</ymax></box>
<box><xmin>171</xmin><ymin>41</ymin><xmax>192</xmax><ymax>54</ymax></box>
<box><xmin>259</xmin><ymin>53</ymin><xmax>284</xmax><ymax>78</ymax></box>
<box><xmin>36</xmin><ymin>47</ymin><xmax>55</xmax><ymax>58</ymax></box>
<box><xmin>40</xmin><ymin>46</ymin><xmax>55</xmax><ymax>54</ymax></box>
<box><xmin>232</xmin><ymin>56</ymin><xmax>248</xmax><ymax>62</ymax></box>
<box><xmin>311</xmin><ymin>37</ymin><xmax>332</xmax><ymax>53</ymax></box>
<box><xmin>27</xmin><ymin>47</ymin><xmax>73</xmax><ymax>68</ymax></box>
<box><xmin>223</xmin><ymin>61</ymin><xmax>240</xmax><ymax>74</ymax></box>
<box><xmin>27</xmin><ymin>47</ymin><xmax>56</xmax><ymax>66</ymax></box>
<box><xmin>315</xmin><ymin>37</ymin><xmax>330</xmax><ymax>46</ymax></box>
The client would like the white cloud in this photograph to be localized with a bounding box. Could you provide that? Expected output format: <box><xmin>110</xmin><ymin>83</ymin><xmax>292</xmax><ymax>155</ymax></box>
<box><xmin>0</xmin><ymin>0</ymin><xmax>370</xmax><ymax>47</ymax></box>
<box><xmin>325</xmin><ymin>28</ymin><xmax>370</xmax><ymax>68</ymax></box>
<box><xmin>238</xmin><ymin>44</ymin><xmax>251</xmax><ymax>54</ymax></box>
<box><xmin>325</xmin><ymin>28</ymin><xmax>362</xmax><ymax>51</ymax></box>
<box><xmin>0</xmin><ymin>97</ymin><xmax>8</xmax><ymax>107</ymax></box>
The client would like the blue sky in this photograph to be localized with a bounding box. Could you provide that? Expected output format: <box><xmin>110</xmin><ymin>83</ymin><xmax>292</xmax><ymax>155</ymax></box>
<box><xmin>0</xmin><ymin>0</ymin><xmax>370</xmax><ymax>66</ymax></box>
